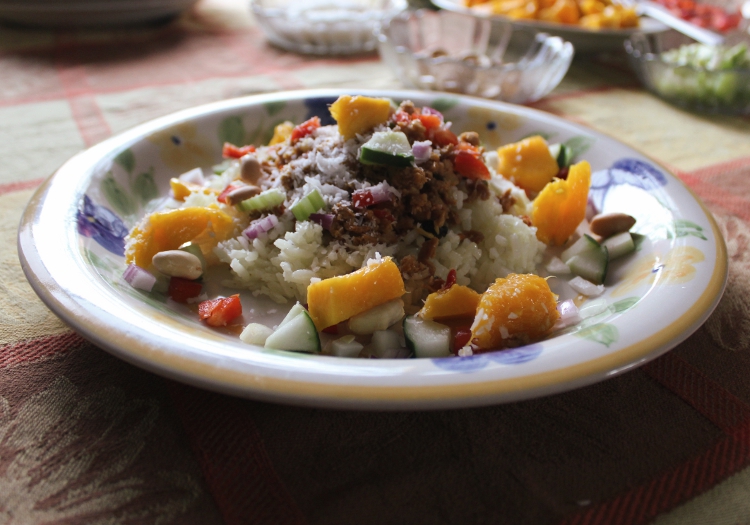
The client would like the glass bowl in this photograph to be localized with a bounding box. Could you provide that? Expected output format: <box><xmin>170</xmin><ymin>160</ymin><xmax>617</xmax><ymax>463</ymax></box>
<box><xmin>251</xmin><ymin>0</ymin><xmax>407</xmax><ymax>55</ymax></box>
<box><xmin>376</xmin><ymin>9</ymin><xmax>574</xmax><ymax>103</ymax></box>
<box><xmin>625</xmin><ymin>31</ymin><xmax>750</xmax><ymax>115</ymax></box>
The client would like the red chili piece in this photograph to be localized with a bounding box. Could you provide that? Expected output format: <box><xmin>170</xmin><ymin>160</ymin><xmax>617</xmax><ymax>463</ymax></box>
<box><xmin>290</xmin><ymin>117</ymin><xmax>321</xmax><ymax>143</ymax></box>
<box><xmin>198</xmin><ymin>294</ymin><xmax>243</xmax><ymax>327</ymax></box>
<box><xmin>418</xmin><ymin>113</ymin><xmax>442</xmax><ymax>130</ymax></box>
<box><xmin>454</xmin><ymin>150</ymin><xmax>491</xmax><ymax>180</ymax></box>
<box><xmin>168</xmin><ymin>277</ymin><xmax>202</xmax><ymax>303</ymax></box>
<box><xmin>222</xmin><ymin>143</ymin><xmax>256</xmax><ymax>159</ymax></box>
<box><xmin>430</xmin><ymin>128</ymin><xmax>459</xmax><ymax>147</ymax></box>
<box><xmin>442</xmin><ymin>269</ymin><xmax>457</xmax><ymax>291</ymax></box>
<box><xmin>453</xmin><ymin>329</ymin><xmax>473</xmax><ymax>354</ymax></box>
<box><xmin>352</xmin><ymin>189</ymin><xmax>375</xmax><ymax>208</ymax></box>
<box><xmin>394</xmin><ymin>110</ymin><xmax>412</xmax><ymax>125</ymax></box>
<box><xmin>217</xmin><ymin>183</ymin><xmax>243</xmax><ymax>204</ymax></box>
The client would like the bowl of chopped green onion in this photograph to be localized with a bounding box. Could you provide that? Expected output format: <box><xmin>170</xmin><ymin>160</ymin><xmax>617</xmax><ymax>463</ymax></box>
<box><xmin>625</xmin><ymin>30</ymin><xmax>750</xmax><ymax>114</ymax></box>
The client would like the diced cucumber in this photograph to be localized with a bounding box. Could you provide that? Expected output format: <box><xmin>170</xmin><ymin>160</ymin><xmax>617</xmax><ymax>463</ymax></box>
<box><xmin>567</xmin><ymin>245</ymin><xmax>609</xmax><ymax>285</ymax></box>
<box><xmin>179</xmin><ymin>241</ymin><xmax>206</xmax><ymax>273</ymax></box>
<box><xmin>548</xmin><ymin>143</ymin><xmax>573</xmax><ymax>168</ymax></box>
<box><xmin>264</xmin><ymin>303</ymin><xmax>321</xmax><ymax>353</ymax></box>
<box><xmin>348</xmin><ymin>298</ymin><xmax>405</xmax><ymax>335</ymax></box>
<box><xmin>359</xmin><ymin>130</ymin><xmax>414</xmax><ymax>168</ymax></box>
<box><xmin>329</xmin><ymin>335</ymin><xmax>364</xmax><ymax>358</ymax></box>
<box><xmin>601</xmin><ymin>231</ymin><xmax>635</xmax><ymax>260</ymax></box>
<box><xmin>370</xmin><ymin>330</ymin><xmax>403</xmax><ymax>358</ymax></box>
<box><xmin>561</xmin><ymin>234</ymin><xmax>600</xmax><ymax>263</ymax></box>
<box><xmin>240</xmin><ymin>323</ymin><xmax>274</xmax><ymax>345</ymax></box>
<box><xmin>237</xmin><ymin>188</ymin><xmax>285</xmax><ymax>213</ymax></box>
<box><xmin>291</xmin><ymin>189</ymin><xmax>325</xmax><ymax>221</ymax></box>
<box><xmin>403</xmin><ymin>316</ymin><xmax>452</xmax><ymax>358</ymax></box>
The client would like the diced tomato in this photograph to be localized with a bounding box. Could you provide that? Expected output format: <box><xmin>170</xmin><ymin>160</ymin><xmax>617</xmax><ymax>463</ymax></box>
<box><xmin>442</xmin><ymin>269</ymin><xmax>457</xmax><ymax>291</ymax></box>
<box><xmin>222</xmin><ymin>143</ymin><xmax>256</xmax><ymax>159</ymax></box>
<box><xmin>418</xmin><ymin>113</ymin><xmax>442</xmax><ymax>130</ymax></box>
<box><xmin>217</xmin><ymin>183</ymin><xmax>243</xmax><ymax>204</ymax></box>
<box><xmin>322</xmin><ymin>324</ymin><xmax>339</xmax><ymax>335</ymax></box>
<box><xmin>168</xmin><ymin>277</ymin><xmax>203</xmax><ymax>303</ymax></box>
<box><xmin>454</xmin><ymin>150</ymin><xmax>491</xmax><ymax>180</ymax></box>
<box><xmin>198</xmin><ymin>294</ymin><xmax>243</xmax><ymax>327</ymax></box>
<box><xmin>290</xmin><ymin>117</ymin><xmax>320</xmax><ymax>143</ymax></box>
<box><xmin>453</xmin><ymin>329</ymin><xmax>472</xmax><ymax>353</ymax></box>
<box><xmin>372</xmin><ymin>208</ymin><xmax>394</xmax><ymax>222</ymax></box>
<box><xmin>430</xmin><ymin>128</ymin><xmax>459</xmax><ymax>147</ymax></box>
<box><xmin>352</xmin><ymin>189</ymin><xmax>375</xmax><ymax>208</ymax></box>
<box><xmin>394</xmin><ymin>110</ymin><xmax>412</xmax><ymax>125</ymax></box>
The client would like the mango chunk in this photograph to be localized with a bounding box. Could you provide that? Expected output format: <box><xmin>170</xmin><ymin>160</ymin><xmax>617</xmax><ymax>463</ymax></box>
<box><xmin>125</xmin><ymin>207</ymin><xmax>235</xmax><ymax>268</ymax></box>
<box><xmin>170</xmin><ymin>178</ymin><xmax>220</xmax><ymax>201</ymax></box>
<box><xmin>269</xmin><ymin>121</ymin><xmax>294</xmax><ymax>145</ymax></box>
<box><xmin>496</xmin><ymin>135</ymin><xmax>560</xmax><ymax>193</ymax></box>
<box><xmin>418</xmin><ymin>284</ymin><xmax>481</xmax><ymax>321</ymax></box>
<box><xmin>306</xmin><ymin>257</ymin><xmax>405</xmax><ymax>330</ymax></box>
<box><xmin>470</xmin><ymin>273</ymin><xmax>559</xmax><ymax>350</ymax></box>
<box><xmin>532</xmin><ymin>160</ymin><xmax>591</xmax><ymax>246</ymax></box>
<box><xmin>329</xmin><ymin>95</ymin><xmax>392</xmax><ymax>141</ymax></box>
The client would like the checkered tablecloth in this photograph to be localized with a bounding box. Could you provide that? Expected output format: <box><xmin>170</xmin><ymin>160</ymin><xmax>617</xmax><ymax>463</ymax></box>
<box><xmin>2</xmin><ymin>1</ymin><xmax>750</xmax><ymax>523</ymax></box>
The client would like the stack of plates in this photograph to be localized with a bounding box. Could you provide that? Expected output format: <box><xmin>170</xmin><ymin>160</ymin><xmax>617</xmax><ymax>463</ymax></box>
<box><xmin>0</xmin><ymin>0</ymin><xmax>199</xmax><ymax>28</ymax></box>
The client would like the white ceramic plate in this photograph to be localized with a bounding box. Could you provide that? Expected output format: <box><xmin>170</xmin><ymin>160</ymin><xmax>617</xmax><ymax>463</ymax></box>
<box><xmin>18</xmin><ymin>89</ymin><xmax>726</xmax><ymax>410</ymax></box>
<box><xmin>431</xmin><ymin>0</ymin><xmax>667</xmax><ymax>52</ymax></box>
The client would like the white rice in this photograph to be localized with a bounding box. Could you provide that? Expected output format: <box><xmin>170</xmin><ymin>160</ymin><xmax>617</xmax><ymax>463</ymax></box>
<box><xmin>211</xmin><ymin>125</ymin><xmax>545</xmax><ymax>304</ymax></box>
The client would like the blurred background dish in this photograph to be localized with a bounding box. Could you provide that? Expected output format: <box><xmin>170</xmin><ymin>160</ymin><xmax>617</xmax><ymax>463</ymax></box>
<box><xmin>625</xmin><ymin>30</ymin><xmax>750</xmax><ymax>114</ymax></box>
<box><xmin>251</xmin><ymin>0</ymin><xmax>407</xmax><ymax>55</ymax></box>
<box><xmin>0</xmin><ymin>0</ymin><xmax>200</xmax><ymax>28</ymax></box>
<box><xmin>432</xmin><ymin>0</ymin><xmax>668</xmax><ymax>52</ymax></box>
<box><xmin>377</xmin><ymin>9</ymin><xmax>573</xmax><ymax>102</ymax></box>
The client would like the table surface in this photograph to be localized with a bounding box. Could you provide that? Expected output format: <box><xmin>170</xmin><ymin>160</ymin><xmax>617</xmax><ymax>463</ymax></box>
<box><xmin>2</xmin><ymin>2</ymin><xmax>750</xmax><ymax>524</ymax></box>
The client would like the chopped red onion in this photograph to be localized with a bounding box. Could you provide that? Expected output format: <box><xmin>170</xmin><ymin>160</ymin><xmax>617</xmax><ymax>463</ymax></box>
<box><xmin>422</xmin><ymin>106</ymin><xmax>444</xmax><ymax>121</ymax></box>
<box><xmin>123</xmin><ymin>263</ymin><xmax>156</xmax><ymax>292</ymax></box>
<box><xmin>353</xmin><ymin>182</ymin><xmax>397</xmax><ymax>208</ymax></box>
<box><xmin>553</xmin><ymin>299</ymin><xmax>581</xmax><ymax>330</ymax></box>
<box><xmin>243</xmin><ymin>214</ymin><xmax>279</xmax><ymax>240</ymax></box>
<box><xmin>412</xmin><ymin>140</ymin><xmax>432</xmax><ymax>164</ymax></box>
<box><xmin>309</xmin><ymin>213</ymin><xmax>334</xmax><ymax>230</ymax></box>
<box><xmin>178</xmin><ymin>167</ymin><xmax>204</xmax><ymax>185</ymax></box>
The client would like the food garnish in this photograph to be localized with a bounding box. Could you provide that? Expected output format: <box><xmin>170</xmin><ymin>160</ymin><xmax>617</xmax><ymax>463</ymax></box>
<box><xmin>122</xmin><ymin>95</ymin><xmax>639</xmax><ymax>358</ymax></box>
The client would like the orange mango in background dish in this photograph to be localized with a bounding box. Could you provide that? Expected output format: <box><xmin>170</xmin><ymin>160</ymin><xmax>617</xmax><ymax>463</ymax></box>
<box><xmin>306</xmin><ymin>257</ymin><xmax>405</xmax><ymax>330</ymax></box>
<box><xmin>418</xmin><ymin>284</ymin><xmax>481</xmax><ymax>321</ymax></box>
<box><xmin>496</xmin><ymin>135</ymin><xmax>560</xmax><ymax>193</ymax></box>
<box><xmin>470</xmin><ymin>273</ymin><xmax>559</xmax><ymax>350</ymax></box>
<box><xmin>125</xmin><ymin>207</ymin><xmax>235</xmax><ymax>268</ymax></box>
<box><xmin>269</xmin><ymin>121</ymin><xmax>294</xmax><ymax>145</ymax></box>
<box><xmin>532</xmin><ymin>160</ymin><xmax>591</xmax><ymax>246</ymax></box>
<box><xmin>329</xmin><ymin>95</ymin><xmax>392</xmax><ymax>141</ymax></box>
<box><xmin>539</xmin><ymin>0</ymin><xmax>581</xmax><ymax>24</ymax></box>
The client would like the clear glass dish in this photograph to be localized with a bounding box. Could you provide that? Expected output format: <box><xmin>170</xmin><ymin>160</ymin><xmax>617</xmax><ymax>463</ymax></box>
<box><xmin>376</xmin><ymin>9</ymin><xmax>574</xmax><ymax>103</ymax></box>
<box><xmin>251</xmin><ymin>0</ymin><xmax>407</xmax><ymax>56</ymax></box>
<box><xmin>625</xmin><ymin>31</ymin><xmax>750</xmax><ymax>115</ymax></box>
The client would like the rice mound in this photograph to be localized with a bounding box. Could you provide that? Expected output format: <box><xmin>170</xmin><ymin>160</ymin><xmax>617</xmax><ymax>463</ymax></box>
<box><xmin>210</xmin><ymin>109</ymin><xmax>545</xmax><ymax>305</ymax></box>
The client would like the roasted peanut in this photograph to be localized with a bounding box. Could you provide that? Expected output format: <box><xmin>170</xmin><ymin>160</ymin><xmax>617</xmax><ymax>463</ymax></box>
<box><xmin>589</xmin><ymin>212</ymin><xmax>636</xmax><ymax>238</ymax></box>
<box><xmin>240</xmin><ymin>154</ymin><xmax>262</xmax><ymax>183</ymax></box>
<box><xmin>152</xmin><ymin>250</ymin><xmax>203</xmax><ymax>280</ymax></box>
<box><xmin>225</xmin><ymin>185</ymin><xmax>261</xmax><ymax>206</ymax></box>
